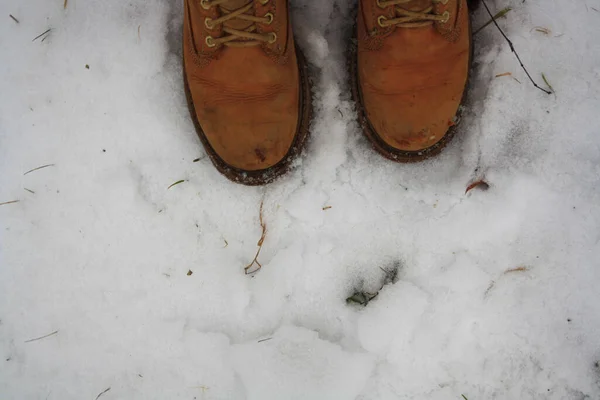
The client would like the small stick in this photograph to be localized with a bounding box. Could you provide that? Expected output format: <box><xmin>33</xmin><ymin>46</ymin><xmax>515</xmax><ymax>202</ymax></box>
<box><xmin>0</xmin><ymin>200</ymin><xmax>20</xmax><ymax>206</ymax></box>
<box><xmin>480</xmin><ymin>0</ymin><xmax>552</xmax><ymax>95</ymax></box>
<box><xmin>32</xmin><ymin>28</ymin><xmax>52</xmax><ymax>42</ymax></box>
<box><xmin>258</xmin><ymin>338</ymin><xmax>272</xmax><ymax>343</ymax></box>
<box><xmin>24</xmin><ymin>330</ymin><xmax>58</xmax><ymax>343</ymax></box>
<box><xmin>63</xmin><ymin>0</ymin><xmax>68</xmax><ymax>9</ymax></box>
<box><xmin>95</xmin><ymin>387</ymin><xmax>111</xmax><ymax>400</ymax></box>
<box><xmin>24</xmin><ymin>164</ymin><xmax>54</xmax><ymax>175</ymax></box>
<box><xmin>9</xmin><ymin>14</ymin><xmax>20</xmax><ymax>23</ymax></box>
<box><xmin>245</xmin><ymin>200</ymin><xmax>266</xmax><ymax>274</ymax></box>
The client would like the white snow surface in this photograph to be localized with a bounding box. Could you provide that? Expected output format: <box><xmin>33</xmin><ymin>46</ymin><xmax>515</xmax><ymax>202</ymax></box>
<box><xmin>1</xmin><ymin>0</ymin><xmax>600</xmax><ymax>398</ymax></box>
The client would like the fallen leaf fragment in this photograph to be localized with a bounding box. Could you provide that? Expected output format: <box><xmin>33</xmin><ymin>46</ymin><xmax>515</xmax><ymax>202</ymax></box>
<box><xmin>465</xmin><ymin>180</ymin><xmax>490</xmax><ymax>194</ymax></box>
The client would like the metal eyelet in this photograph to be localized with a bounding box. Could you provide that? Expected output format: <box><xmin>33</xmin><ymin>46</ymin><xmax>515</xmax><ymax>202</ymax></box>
<box><xmin>200</xmin><ymin>0</ymin><xmax>211</xmax><ymax>10</ymax></box>
<box><xmin>204</xmin><ymin>17</ymin><xmax>214</xmax><ymax>29</ymax></box>
<box><xmin>205</xmin><ymin>36</ymin><xmax>216</xmax><ymax>47</ymax></box>
<box><xmin>377</xmin><ymin>15</ymin><xmax>387</xmax><ymax>27</ymax></box>
<box><xmin>376</xmin><ymin>0</ymin><xmax>385</xmax><ymax>8</ymax></box>
<box><xmin>264</xmin><ymin>12</ymin><xmax>274</xmax><ymax>25</ymax></box>
<box><xmin>268</xmin><ymin>32</ymin><xmax>277</xmax><ymax>43</ymax></box>
<box><xmin>441</xmin><ymin>11</ymin><xmax>450</xmax><ymax>23</ymax></box>
<box><xmin>259</xmin><ymin>0</ymin><xmax>269</xmax><ymax>4</ymax></box>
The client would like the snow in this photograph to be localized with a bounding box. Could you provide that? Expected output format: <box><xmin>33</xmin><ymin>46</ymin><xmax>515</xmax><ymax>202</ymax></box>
<box><xmin>1</xmin><ymin>0</ymin><xmax>600</xmax><ymax>398</ymax></box>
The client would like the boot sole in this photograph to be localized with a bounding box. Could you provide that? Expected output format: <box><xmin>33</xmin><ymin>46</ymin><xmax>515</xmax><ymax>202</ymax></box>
<box><xmin>184</xmin><ymin>47</ymin><xmax>312</xmax><ymax>186</ymax></box>
<box><xmin>350</xmin><ymin>7</ymin><xmax>474</xmax><ymax>163</ymax></box>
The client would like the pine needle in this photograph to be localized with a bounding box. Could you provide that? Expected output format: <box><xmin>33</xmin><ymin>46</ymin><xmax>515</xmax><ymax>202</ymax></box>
<box><xmin>504</xmin><ymin>266</ymin><xmax>529</xmax><ymax>274</ymax></box>
<box><xmin>542</xmin><ymin>73</ymin><xmax>555</xmax><ymax>94</ymax></box>
<box><xmin>32</xmin><ymin>28</ymin><xmax>51</xmax><ymax>42</ymax></box>
<box><xmin>167</xmin><ymin>180</ymin><xmax>185</xmax><ymax>189</ymax></box>
<box><xmin>23</xmin><ymin>164</ymin><xmax>54</xmax><ymax>175</ymax></box>
<box><xmin>473</xmin><ymin>6</ymin><xmax>512</xmax><ymax>35</ymax></box>
<box><xmin>24</xmin><ymin>330</ymin><xmax>58</xmax><ymax>343</ymax></box>
<box><xmin>95</xmin><ymin>387</ymin><xmax>111</xmax><ymax>400</ymax></box>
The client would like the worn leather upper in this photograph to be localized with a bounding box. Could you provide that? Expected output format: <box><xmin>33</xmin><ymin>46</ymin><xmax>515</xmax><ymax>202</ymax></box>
<box><xmin>357</xmin><ymin>0</ymin><xmax>471</xmax><ymax>151</ymax></box>
<box><xmin>183</xmin><ymin>0</ymin><xmax>300</xmax><ymax>171</ymax></box>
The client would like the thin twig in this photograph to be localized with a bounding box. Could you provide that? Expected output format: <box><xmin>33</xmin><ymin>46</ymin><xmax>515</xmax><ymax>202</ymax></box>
<box><xmin>24</xmin><ymin>164</ymin><xmax>54</xmax><ymax>175</ymax></box>
<box><xmin>9</xmin><ymin>14</ymin><xmax>20</xmax><ymax>23</ymax></box>
<box><xmin>24</xmin><ymin>330</ymin><xmax>58</xmax><ymax>343</ymax></box>
<box><xmin>32</xmin><ymin>28</ymin><xmax>52</xmax><ymax>42</ymax></box>
<box><xmin>63</xmin><ymin>0</ymin><xmax>68</xmax><ymax>9</ymax></box>
<box><xmin>480</xmin><ymin>0</ymin><xmax>552</xmax><ymax>95</ymax></box>
<box><xmin>258</xmin><ymin>337</ymin><xmax>272</xmax><ymax>343</ymax></box>
<box><xmin>245</xmin><ymin>200</ymin><xmax>266</xmax><ymax>274</ymax></box>
<box><xmin>0</xmin><ymin>200</ymin><xmax>20</xmax><ymax>206</ymax></box>
<box><xmin>95</xmin><ymin>387</ymin><xmax>111</xmax><ymax>400</ymax></box>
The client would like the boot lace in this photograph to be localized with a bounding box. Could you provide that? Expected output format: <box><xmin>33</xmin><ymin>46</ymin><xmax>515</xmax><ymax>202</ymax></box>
<box><xmin>200</xmin><ymin>0</ymin><xmax>276</xmax><ymax>48</ymax></box>
<box><xmin>377</xmin><ymin>0</ymin><xmax>450</xmax><ymax>28</ymax></box>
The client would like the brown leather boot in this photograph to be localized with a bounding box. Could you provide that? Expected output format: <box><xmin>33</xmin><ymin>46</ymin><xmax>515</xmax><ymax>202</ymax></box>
<box><xmin>183</xmin><ymin>0</ymin><xmax>311</xmax><ymax>185</ymax></box>
<box><xmin>352</xmin><ymin>0</ymin><xmax>471</xmax><ymax>162</ymax></box>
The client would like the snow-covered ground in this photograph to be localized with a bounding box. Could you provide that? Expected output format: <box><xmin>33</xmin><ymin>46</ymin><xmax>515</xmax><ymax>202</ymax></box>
<box><xmin>1</xmin><ymin>0</ymin><xmax>600</xmax><ymax>398</ymax></box>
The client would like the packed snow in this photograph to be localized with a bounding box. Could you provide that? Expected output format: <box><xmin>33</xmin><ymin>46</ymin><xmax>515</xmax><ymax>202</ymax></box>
<box><xmin>1</xmin><ymin>0</ymin><xmax>600</xmax><ymax>399</ymax></box>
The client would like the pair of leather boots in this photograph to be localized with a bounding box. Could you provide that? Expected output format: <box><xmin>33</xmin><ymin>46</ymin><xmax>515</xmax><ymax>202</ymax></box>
<box><xmin>183</xmin><ymin>0</ymin><xmax>471</xmax><ymax>185</ymax></box>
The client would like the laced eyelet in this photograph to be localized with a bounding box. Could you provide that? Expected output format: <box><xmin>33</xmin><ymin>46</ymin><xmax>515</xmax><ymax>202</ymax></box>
<box><xmin>268</xmin><ymin>32</ymin><xmax>277</xmax><ymax>43</ymax></box>
<box><xmin>200</xmin><ymin>0</ymin><xmax>211</xmax><ymax>10</ymax></box>
<box><xmin>264</xmin><ymin>12</ymin><xmax>273</xmax><ymax>25</ymax></box>
<box><xmin>258</xmin><ymin>0</ymin><xmax>269</xmax><ymax>4</ymax></box>
<box><xmin>376</xmin><ymin>0</ymin><xmax>386</xmax><ymax>8</ymax></box>
<box><xmin>204</xmin><ymin>17</ymin><xmax>214</xmax><ymax>29</ymax></box>
<box><xmin>440</xmin><ymin>11</ymin><xmax>450</xmax><ymax>23</ymax></box>
<box><xmin>205</xmin><ymin>36</ymin><xmax>216</xmax><ymax>47</ymax></box>
<box><xmin>377</xmin><ymin>15</ymin><xmax>387</xmax><ymax>27</ymax></box>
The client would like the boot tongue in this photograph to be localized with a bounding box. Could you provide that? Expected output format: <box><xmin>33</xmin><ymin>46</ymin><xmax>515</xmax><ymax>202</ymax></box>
<box><xmin>219</xmin><ymin>0</ymin><xmax>254</xmax><ymax>31</ymax></box>
<box><xmin>398</xmin><ymin>0</ymin><xmax>433</xmax><ymax>12</ymax></box>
